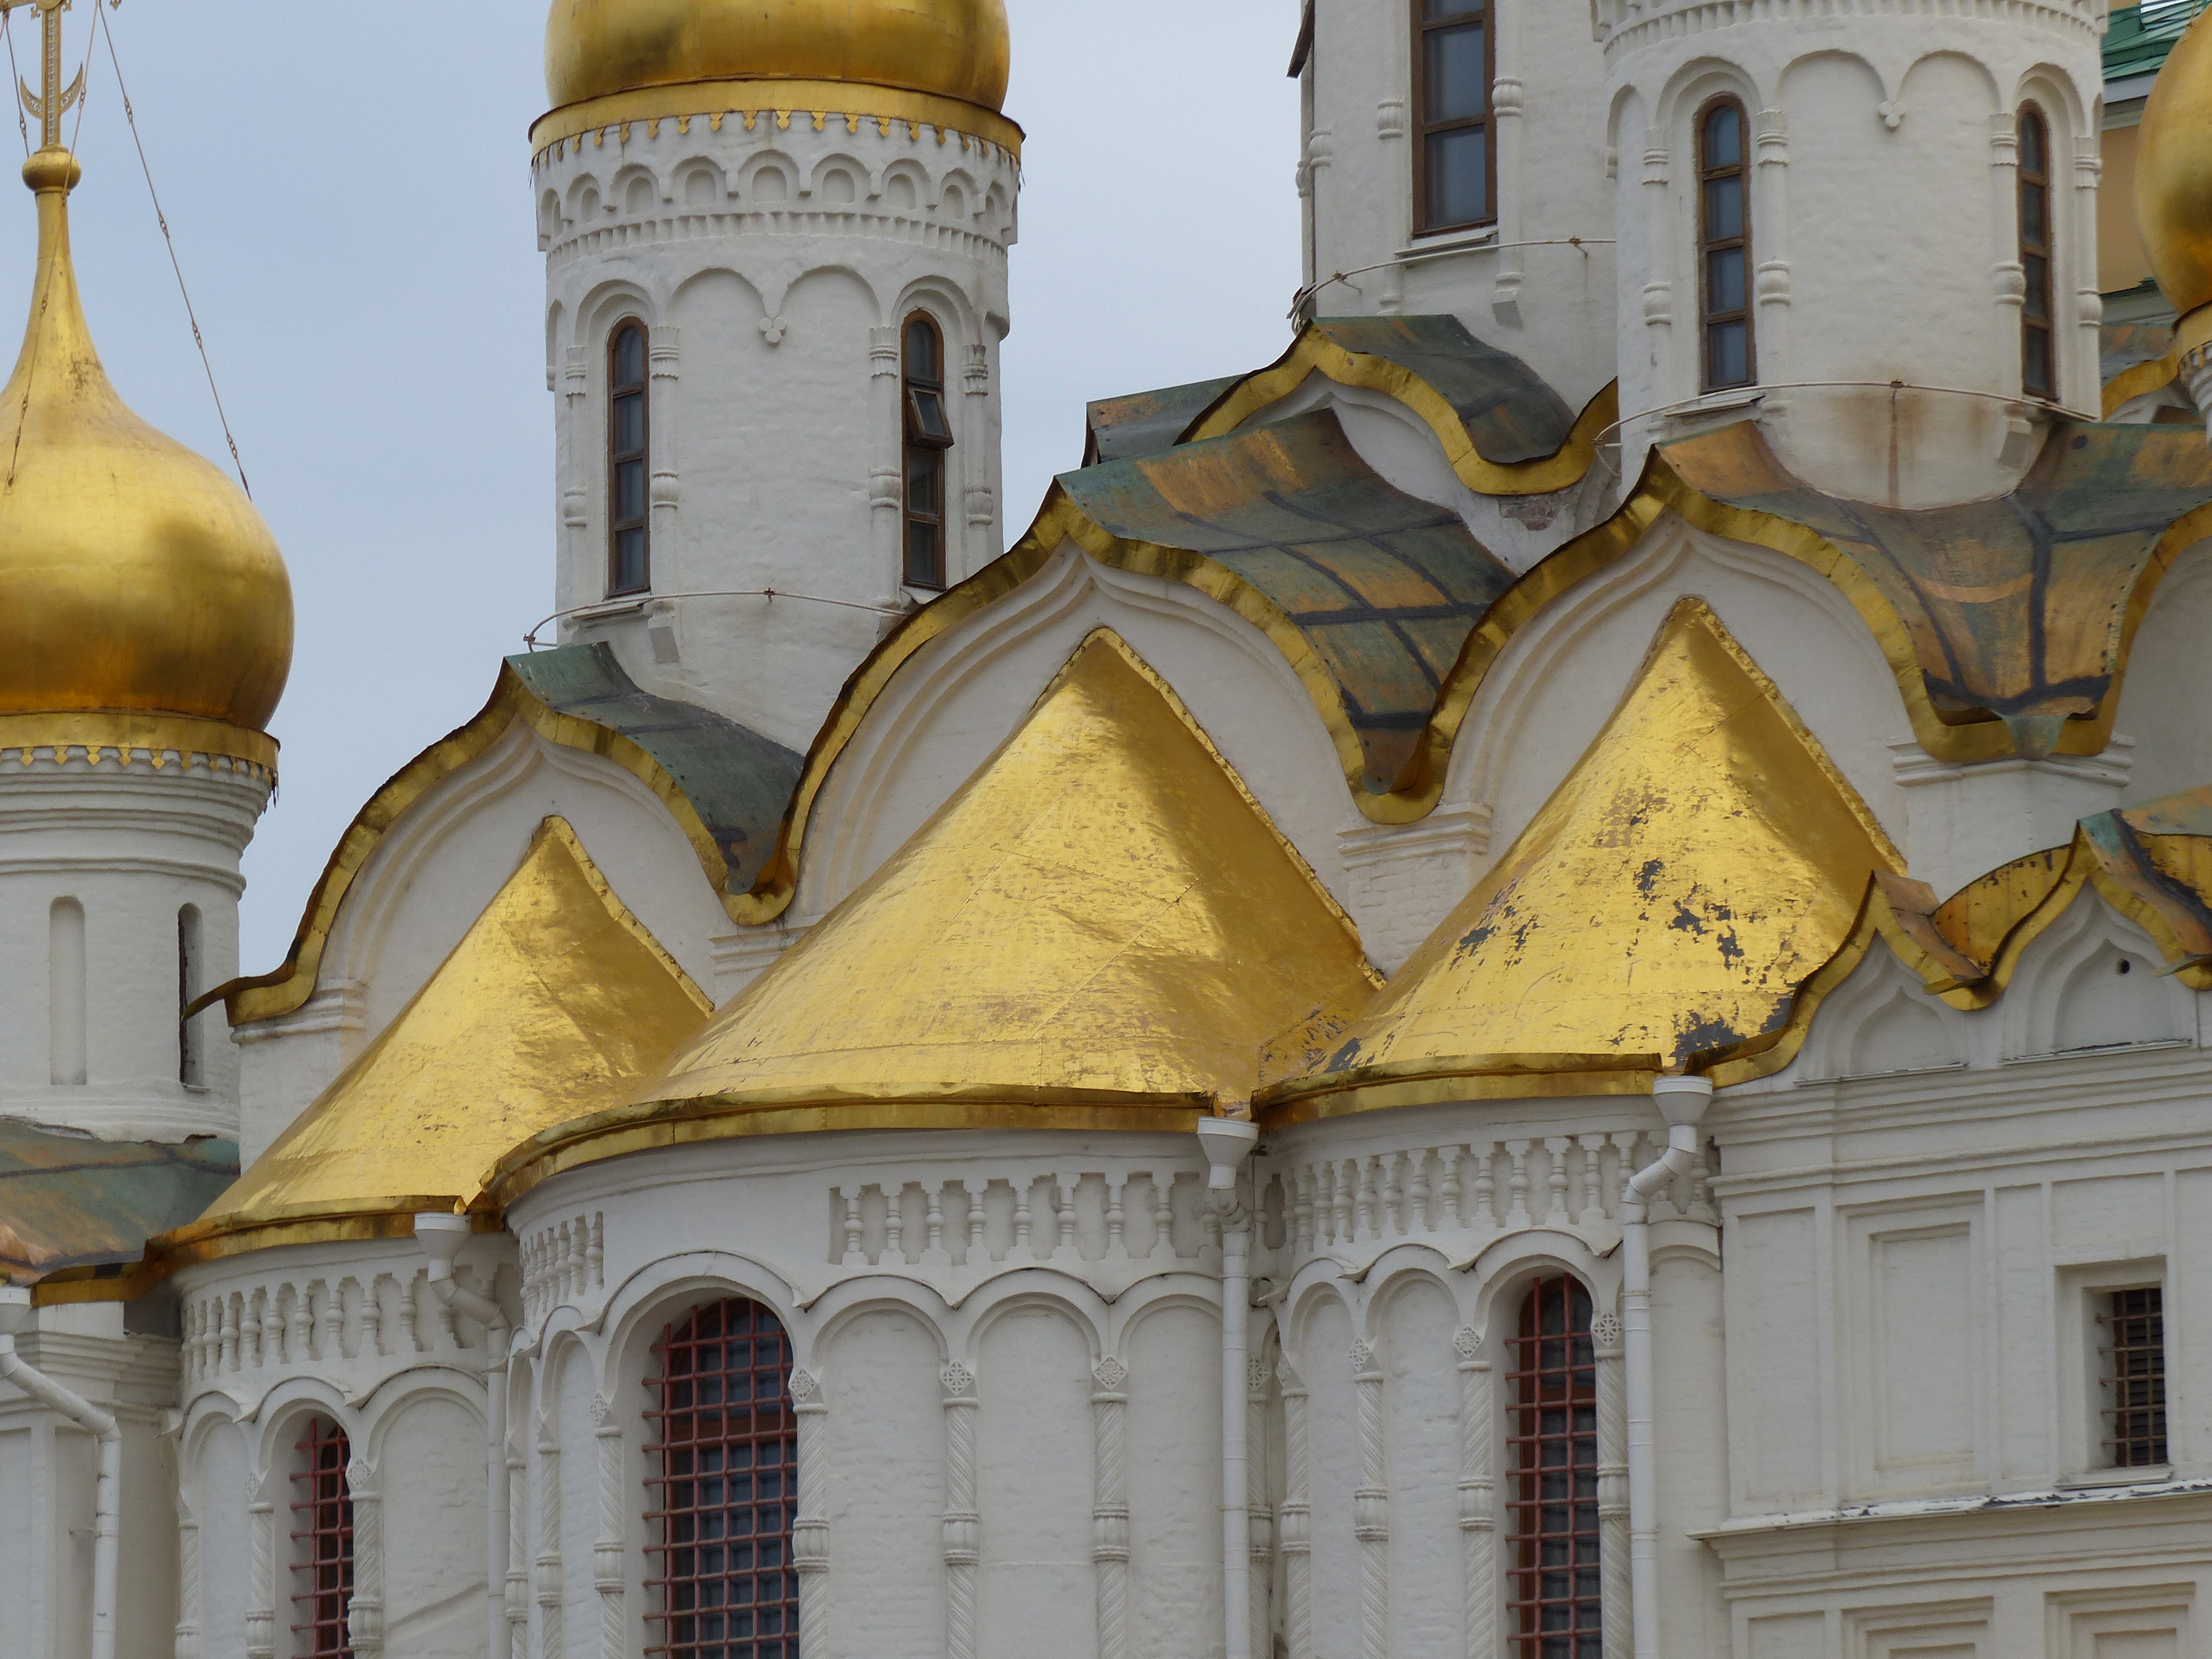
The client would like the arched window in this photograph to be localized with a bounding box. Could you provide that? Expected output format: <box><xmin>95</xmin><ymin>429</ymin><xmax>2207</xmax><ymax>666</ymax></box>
<box><xmin>609</xmin><ymin>319</ymin><xmax>651</xmax><ymax>597</ymax></box>
<box><xmin>1697</xmin><ymin>97</ymin><xmax>1754</xmax><ymax>392</ymax></box>
<box><xmin>291</xmin><ymin>1416</ymin><xmax>356</xmax><ymax>1659</ymax></box>
<box><xmin>645</xmin><ymin>1298</ymin><xmax>799</xmax><ymax>1659</ymax></box>
<box><xmin>1506</xmin><ymin>1275</ymin><xmax>1600</xmax><ymax>1658</ymax></box>
<box><xmin>1415</xmin><ymin>0</ymin><xmax>1494</xmax><ymax>233</ymax></box>
<box><xmin>178</xmin><ymin>904</ymin><xmax>204</xmax><ymax>1088</ymax></box>
<box><xmin>2018</xmin><ymin>105</ymin><xmax>2056</xmax><ymax>402</ymax></box>
<box><xmin>48</xmin><ymin>896</ymin><xmax>85</xmax><ymax>1087</ymax></box>
<box><xmin>902</xmin><ymin>312</ymin><xmax>954</xmax><ymax>591</ymax></box>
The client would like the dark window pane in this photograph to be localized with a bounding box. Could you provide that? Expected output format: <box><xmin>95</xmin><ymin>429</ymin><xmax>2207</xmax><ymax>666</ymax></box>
<box><xmin>1709</xmin><ymin>320</ymin><xmax>1749</xmax><ymax>388</ymax></box>
<box><xmin>906</xmin><ymin>519</ymin><xmax>942</xmax><ymax>587</ymax></box>
<box><xmin>907</xmin><ymin>449</ymin><xmax>941</xmax><ymax>513</ymax></box>
<box><xmin>904</xmin><ymin>317</ymin><xmax>940</xmax><ymax>382</ymax></box>
<box><xmin>613</xmin><ymin>528</ymin><xmax>648</xmax><ymax>593</ymax></box>
<box><xmin>2020</xmin><ymin>112</ymin><xmax>2046</xmax><ymax>174</ymax></box>
<box><xmin>2022</xmin><ymin>183</ymin><xmax>2047</xmax><ymax>247</ymax></box>
<box><xmin>1703</xmin><ymin>176</ymin><xmax>1743</xmax><ymax>241</ymax></box>
<box><xmin>613</xmin><ymin>390</ymin><xmax>645</xmax><ymax>454</ymax></box>
<box><xmin>1424</xmin><ymin>0</ymin><xmax>1484</xmax><ymax>15</ymax></box>
<box><xmin>1703</xmin><ymin>102</ymin><xmax>1741</xmax><ymax>168</ymax></box>
<box><xmin>1426</xmin><ymin>126</ymin><xmax>1489</xmax><ymax>227</ymax></box>
<box><xmin>614</xmin><ymin>324</ymin><xmax>645</xmax><ymax>387</ymax></box>
<box><xmin>2023</xmin><ymin>330</ymin><xmax>2052</xmax><ymax>399</ymax></box>
<box><xmin>2023</xmin><ymin>255</ymin><xmax>2049</xmax><ymax>321</ymax></box>
<box><xmin>909</xmin><ymin>387</ymin><xmax>954</xmax><ymax>445</ymax></box>
<box><xmin>1425</xmin><ymin>23</ymin><xmax>1487</xmax><ymax>123</ymax></box>
<box><xmin>1707</xmin><ymin>246</ymin><xmax>1746</xmax><ymax>313</ymax></box>
<box><xmin>616</xmin><ymin>458</ymin><xmax>648</xmax><ymax>521</ymax></box>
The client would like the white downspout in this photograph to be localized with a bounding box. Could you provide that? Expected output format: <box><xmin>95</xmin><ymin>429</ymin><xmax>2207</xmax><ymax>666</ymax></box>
<box><xmin>416</xmin><ymin>1215</ymin><xmax>514</xmax><ymax>1659</ymax></box>
<box><xmin>1619</xmin><ymin>1075</ymin><xmax>1712</xmax><ymax>1659</ymax></box>
<box><xmin>0</xmin><ymin>1284</ymin><xmax>121</xmax><ymax>1659</ymax></box>
<box><xmin>1197</xmin><ymin>1115</ymin><xmax>1261</xmax><ymax>1659</ymax></box>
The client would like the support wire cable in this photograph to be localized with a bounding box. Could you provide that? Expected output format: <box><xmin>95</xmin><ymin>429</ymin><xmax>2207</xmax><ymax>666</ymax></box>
<box><xmin>2</xmin><ymin>8</ymin><xmax>27</xmax><ymax>158</ymax></box>
<box><xmin>94</xmin><ymin>0</ymin><xmax>250</xmax><ymax>496</ymax></box>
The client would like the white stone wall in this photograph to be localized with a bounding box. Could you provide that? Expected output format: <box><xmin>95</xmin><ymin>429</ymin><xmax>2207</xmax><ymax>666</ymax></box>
<box><xmin>1600</xmin><ymin>0</ymin><xmax>2106</xmax><ymax>502</ymax></box>
<box><xmin>534</xmin><ymin>108</ymin><xmax>1019</xmax><ymax>753</ymax></box>
<box><xmin>0</xmin><ymin>749</ymin><xmax>267</xmax><ymax>1142</ymax></box>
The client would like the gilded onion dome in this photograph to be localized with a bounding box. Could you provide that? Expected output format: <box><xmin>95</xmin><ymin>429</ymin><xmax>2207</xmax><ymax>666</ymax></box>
<box><xmin>544</xmin><ymin>0</ymin><xmax>1012</xmax><ymax>115</ymax></box>
<box><xmin>0</xmin><ymin>148</ymin><xmax>293</xmax><ymax>755</ymax></box>
<box><xmin>2138</xmin><ymin>6</ymin><xmax>2212</xmax><ymax>362</ymax></box>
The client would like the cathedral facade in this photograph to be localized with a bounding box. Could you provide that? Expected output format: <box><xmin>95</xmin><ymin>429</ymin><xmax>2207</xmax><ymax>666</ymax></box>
<box><xmin>8</xmin><ymin>1</ymin><xmax>2212</xmax><ymax>1657</ymax></box>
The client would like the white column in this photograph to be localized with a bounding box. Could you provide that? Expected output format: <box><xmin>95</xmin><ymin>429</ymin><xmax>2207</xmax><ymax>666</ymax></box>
<box><xmin>245</xmin><ymin>1467</ymin><xmax>276</xmax><ymax>1659</ymax></box>
<box><xmin>1246</xmin><ymin>1354</ymin><xmax>1274</xmax><ymax>1659</ymax></box>
<box><xmin>1092</xmin><ymin>1357</ymin><xmax>1131</xmax><ymax>1659</ymax></box>
<box><xmin>790</xmin><ymin>1368</ymin><xmax>831</xmax><ymax>1656</ymax></box>
<box><xmin>536</xmin><ymin>1413</ymin><xmax>564</xmax><ymax>1659</ymax></box>
<box><xmin>1988</xmin><ymin>113</ymin><xmax>2026</xmax><ymax>399</ymax></box>
<box><xmin>1595</xmin><ymin>1312</ymin><xmax>1631</xmax><ymax>1659</ymax></box>
<box><xmin>1752</xmin><ymin>108</ymin><xmax>1792</xmax><ymax>395</ymax></box>
<box><xmin>1277</xmin><ymin>1358</ymin><xmax>1313</xmax><ymax>1659</ymax></box>
<box><xmin>869</xmin><ymin>325</ymin><xmax>904</xmax><ymax>592</ymax></box>
<box><xmin>591</xmin><ymin>1395</ymin><xmax>624</xmax><ymax>1659</ymax></box>
<box><xmin>348</xmin><ymin>1458</ymin><xmax>385</xmax><ymax>1658</ymax></box>
<box><xmin>1455</xmin><ymin>1327</ymin><xmax>1495</xmax><ymax>1659</ymax></box>
<box><xmin>174</xmin><ymin>1488</ymin><xmax>200</xmax><ymax>1659</ymax></box>
<box><xmin>941</xmin><ymin>1362</ymin><xmax>980</xmax><ymax>1659</ymax></box>
<box><xmin>2072</xmin><ymin>135</ymin><xmax>2104</xmax><ymax>414</ymax></box>
<box><xmin>1491</xmin><ymin>0</ymin><xmax>1527</xmax><ymax>327</ymax></box>
<box><xmin>1351</xmin><ymin>1339</ymin><xmax>1389</xmax><ymax>1659</ymax></box>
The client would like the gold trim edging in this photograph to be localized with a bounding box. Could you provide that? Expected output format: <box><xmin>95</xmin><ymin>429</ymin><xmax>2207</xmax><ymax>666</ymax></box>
<box><xmin>0</xmin><ymin>711</ymin><xmax>276</xmax><ymax>775</ymax></box>
<box><xmin>530</xmin><ymin>79</ymin><xmax>1024</xmax><ymax>161</ymax></box>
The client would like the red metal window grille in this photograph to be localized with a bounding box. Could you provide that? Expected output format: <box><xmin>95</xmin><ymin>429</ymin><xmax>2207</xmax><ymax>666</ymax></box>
<box><xmin>645</xmin><ymin>1298</ymin><xmax>800</xmax><ymax>1659</ymax></box>
<box><xmin>289</xmin><ymin>1416</ymin><xmax>355</xmax><ymax>1659</ymax></box>
<box><xmin>1506</xmin><ymin>1275</ymin><xmax>1601</xmax><ymax>1659</ymax></box>
<box><xmin>2101</xmin><ymin>1286</ymin><xmax>2168</xmax><ymax>1468</ymax></box>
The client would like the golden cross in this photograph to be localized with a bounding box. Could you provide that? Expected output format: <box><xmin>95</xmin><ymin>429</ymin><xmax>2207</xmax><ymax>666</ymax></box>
<box><xmin>0</xmin><ymin>0</ymin><xmax>84</xmax><ymax>152</ymax></box>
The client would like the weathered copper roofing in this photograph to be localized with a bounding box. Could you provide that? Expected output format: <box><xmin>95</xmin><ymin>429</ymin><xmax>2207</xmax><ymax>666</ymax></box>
<box><xmin>1185</xmin><ymin>315</ymin><xmax>1612</xmax><ymax>494</ymax></box>
<box><xmin>1263</xmin><ymin>599</ymin><xmax>1902</xmax><ymax>1119</ymax></box>
<box><xmin>1662</xmin><ymin>419</ymin><xmax>2212</xmax><ymax>757</ymax></box>
<box><xmin>216</xmin><ymin>644</ymin><xmax>800</xmax><ymax>1025</ymax></box>
<box><xmin>0</xmin><ymin>1123</ymin><xmax>236</xmax><ymax>1287</ymax></box>
<box><xmin>484</xmin><ymin>632</ymin><xmax>1381</xmax><ymax>1205</ymax></box>
<box><xmin>1084</xmin><ymin>375</ymin><xmax>1244</xmax><ymax>465</ymax></box>
<box><xmin>505</xmin><ymin>643</ymin><xmax>802</xmax><ymax>890</ymax></box>
<box><xmin>160</xmin><ymin>818</ymin><xmax>713</xmax><ymax>1269</ymax></box>
<box><xmin>1056</xmin><ymin>408</ymin><xmax>1515</xmax><ymax>791</ymax></box>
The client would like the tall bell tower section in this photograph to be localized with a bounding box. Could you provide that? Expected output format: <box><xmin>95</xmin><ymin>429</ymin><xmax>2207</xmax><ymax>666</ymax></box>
<box><xmin>531</xmin><ymin>0</ymin><xmax>1021</xmax><ymax>751</ymax></box>
<box><xmin>1598</xmin><ymin>0</ymin><xmax>2105</xmax><ymax>503</ymax></box>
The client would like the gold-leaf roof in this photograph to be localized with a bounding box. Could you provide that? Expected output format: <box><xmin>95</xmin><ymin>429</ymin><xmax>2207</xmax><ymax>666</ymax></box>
<box><xmin>1265</xmin><ymin>599</ymin><xmax>1902</xmax><ymax>1120</ymax></box>
<box><xmin>484</xmin><ymin>631</ymin><xmax>1381</xmax><ymax>1206</ymax></box>
<box><xmin>158</xmin><ymin>818</ymin><xmax>711</xmax><ymax>1266</ymax></box>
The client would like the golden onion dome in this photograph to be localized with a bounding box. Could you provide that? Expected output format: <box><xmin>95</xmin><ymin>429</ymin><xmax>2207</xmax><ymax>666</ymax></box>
<box><xmin>2138</xmin><ymin>7</ymin><xmax>2212</xmax><ymax>336</ymax></box>
<box><xmin>0</xmin><ymin>149</ymin><xmax>293</xmax><ymax>743</ymax></box>
<box><xmin>544</xmin><ymin>0</ymin><xmax>1012</xmax><ymax>115</ymax></box>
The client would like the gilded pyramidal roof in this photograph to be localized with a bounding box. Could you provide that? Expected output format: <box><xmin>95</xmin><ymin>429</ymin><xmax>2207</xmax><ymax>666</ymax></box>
<box><xmin>485</xmin><ymin>631</ymin><xmax>1381</xmax><ymax>1205</ymax></box>
<box><xmin>160</xmin><ymin>817</ymin><xmax>712</xmax><ymax>1267</ymax></box>
<box><xmin>1266</xmin><ymin>599</ymin><xmax>1902</xmax><ymax>1119</ymax></box>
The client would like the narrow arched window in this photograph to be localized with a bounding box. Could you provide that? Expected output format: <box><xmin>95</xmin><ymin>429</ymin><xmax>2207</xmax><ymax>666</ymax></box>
<box><xmin>48</xmin><ymin>896</ymin><xmax>85</xmax><ymax>1087</ymax></box>
<box><xmin>178</xmin><ymin>904</ymin><xmax>204</xmax><ymax>1088</ymax></box>
<box><xmin>609</xmin><ymin>319</ymin><xmax>651</xmax><ymax>597</ymax></box>
<box><xmin>1697</xmin><ymin>97</ymin><xmax>1754</xmax><ymax>392</ymax></box>
<box><xmin>1415</xmin><ymin>0</ymin><xmax>1494</xmax><ymax>233</ymax></box>
<box><xmin>902</xmin><ymin>312</ymin><xmax>954</xmax><ymax>591</ymax></box>
<box><xmin>646</xmin><ymin>1298</ymin><xmax>799</xmax><ymax>1659</ymax></box>
<box><xmin>290</xmin><ymin>1416</ymin><xmax>356</xmax><ymax>1659</ymax></box>
<box><xmin>2019</xmin><ymin>105</ymin><xmax>2056</xmax><ymax>402</ymax></box>
<box><xmin>1507</xmin><ymin>1275</ymin><xmax>1600</xmax><ymax>1658</ymax></box>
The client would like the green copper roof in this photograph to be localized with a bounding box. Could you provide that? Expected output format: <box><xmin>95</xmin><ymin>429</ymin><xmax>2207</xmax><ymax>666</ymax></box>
<box><xmin>1086</xmin><ymin>376</ymin><xmax>1246</xmax><ymax>466</ymax></box>
<box><xmin>505</xmin><ymin>644</ymin><xmax>804</xmax><ymax>894</ymax></box>
<box><xmin>2107</xmin><ymin>0</ymin><xmax>2209</xmax><ymax>81</ymax></box>
<box><xmin>0</xmin><ymin>1123</ymin><xmax>238</xmax><ymax>1285</ymax></box>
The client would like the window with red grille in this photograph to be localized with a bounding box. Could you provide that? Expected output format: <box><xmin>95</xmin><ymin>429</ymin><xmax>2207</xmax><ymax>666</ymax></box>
<box><xmin>290</xmin><ymin>1416</ymin><xmax>355</xmax><ymax>1659</ymax></box>
<box><xmin>1506</xmin><ymin>1275</ymin><xmax>1601</xmax><ymax>1659</ymax></box>
<box><xmin>645</xmin><ymin>1298</ymin><xmax>800</xmax><ymax>1659</ymax></box>
<box><xmin>2101</xmin><ymin>1286</ymin><xmax>2168</xmax><ymax>1468</ymax></box>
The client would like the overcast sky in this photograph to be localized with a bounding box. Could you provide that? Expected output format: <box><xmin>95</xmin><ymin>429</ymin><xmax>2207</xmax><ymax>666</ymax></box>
<box><xmin>17</xmin><ymin>0</ymin><xmax>1303</xmax><ymax>972</ymax></box>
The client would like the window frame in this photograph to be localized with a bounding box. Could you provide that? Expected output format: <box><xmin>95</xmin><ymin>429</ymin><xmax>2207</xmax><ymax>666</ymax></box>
<box><xmin>901</xmin><ymin>310</ymin><xmax>953</xmax><ymax>592</ymax></box>
<box><xmin>289</xmin><ymin>1415</ymin><xmax>356</xmax><ymax>1659</ymax></box>
<box><xmin>1411</xmin><ymin>0</ymin><xmax>1497</xmax><ymax>236</ymax></box>
<box><xmin>2017</xmin><ymin>102</ymin><xmax>2057</xmax><ymax>404</ymax></box>
<box><xmin>2100</xmin><ymin>1285</ymin><xmax>2168</xmax><ymax>1469</ymax></box>
<box><xmin>644</xmin><ymin>1296</ymin><xmax>801</xmax><ymax>1659</ymax></box>
<box><xmin>1505</xmin><ymin>1274</ymin><xmax>1603</xmax><ymax>1659</ymax></box>
<box><xmin>1695</xmin><ymin>93</ymin><xmax>1756</xmax><ymax>394</ymax></box>
<box><xmin>607</xmin><ymin>317</ymin><xmax>652</xmax><ymax>598</ymax></box>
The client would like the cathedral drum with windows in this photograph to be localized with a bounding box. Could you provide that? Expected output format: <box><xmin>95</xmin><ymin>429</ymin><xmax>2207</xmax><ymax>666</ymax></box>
<box><xmin>23</xmin><ymin>0</ymin><xmax>2212</xmax><ymax>1657</ymax></box>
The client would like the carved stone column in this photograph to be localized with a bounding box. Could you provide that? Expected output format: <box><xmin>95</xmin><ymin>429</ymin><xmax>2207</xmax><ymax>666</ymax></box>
<box><xmin>174</xmin><ymin>1488</ymin><xmax>199</xmax><ymax>1659</ymax></box>
<box><xmin>348</xmin><ymin>1458</ymin><xmax>385</xmax><ymax>1658</ymax></box>
<box><xmin>1276</xmin><ymin>1358</ymin><xmax>1312</xmax><ymax>1659</ymax></box>
<box><xmin>1091</xmin><ymin>1357</ymin><xmax>1130</xmax><ymax>1659</ymax></box>
<box><xmin>1455</xmin><ymin>1327</ymin><xmax>1496</xmax><ymax>1659</ymax></box>
<box><xmin>506</xmin><ymin>1421</ymin><xmax>530</xmax><ymax>1659</ymax></box>
<box><xmin>245</xmin><ymin>1467</ymin><xmax>275</xmax><ymax>1659</ymax></box>
<box><xmin>1351</xmin><ymin>1339</ymin><xmax>1389</xmax><ymax>1659</ymax></box>
<box><xmin>590</xmin><ymin>1395</ymin><xmax>625</xmax><ymax>1659</ymax></box>
<box><xmin>1594</xmin><ymin>1311</ymin><xmax>1631</xmax><ymax>1659</ymax></box>
<box><xmin>790</xmin><ymin>1368</ymin><xmax>831</xmax><ymax>1655</ymax></box>
<box><xmin>1245</xmin><ymin>1354</ymin><xmax>1274</xmax><ymax>1659</ymax></box>
<box><xmin>941</xmin><ymin>1362</ymin><xmax>980</xmax><ymax>1659</ymax></box>
<box><xmin>536</xmin><ymin>1413</ymin><xmax>564</xmax><ymax>1659</ymax></box>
